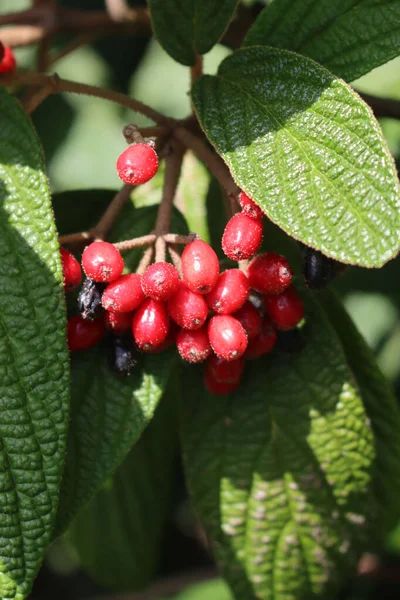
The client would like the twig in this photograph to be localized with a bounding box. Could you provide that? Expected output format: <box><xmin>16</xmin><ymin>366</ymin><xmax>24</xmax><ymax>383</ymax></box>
<box><xmin>59</xmin><ymin>231</ymin><xmax>91</xmax><ymax>245</ymax></box>
<box><xmin>163</xmin><ymin>233</ymin><xmax>198</xmax><ymax>244</ymax></box>
<box><xmin>0</xmin><ymin>71</ymin><xmax>172</xmax><ymax>125</ymax></box>
<box><xmin>22</xmin><ymin>80</ymin><xmax>53</xmax><ymax>113</ymax></box>
<box><xmin>105</xmin><ymin>0</ymin><xmax>130</xmax><ymax>22</ymax></box>
<box><xmin>113</xmin><ymin>234</ymin><xmax>156</xmax><ymax>251</ymax></box>
<box><xmin>190</xmin><ymin>53</ymin><xmax>203</xmax><ymax>86</ymax></box>
<box><xmin>358</xmin><ymin>91</ymin><xmax>400</xmax><ymax>120</ymax></box>
<box><xmin>154</xmin><ymin>140</ymin><xmax>185</xmax><ymax>236</ymax></box>
<box><xmin>93</xmin><ymin>185</ymin><xmax>133</xmax><ymax>240</ymax></box>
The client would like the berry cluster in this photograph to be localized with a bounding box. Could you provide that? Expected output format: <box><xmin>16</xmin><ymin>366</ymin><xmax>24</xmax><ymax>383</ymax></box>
<box><xmin>0</xmin><ymin>43</ymin><xmax>17</xmax><ymax>74</ymax></box>
<box><xmin>61</xmin><ymin>191</ymin><xmax>304</xmax><ymax>394</ymax></box>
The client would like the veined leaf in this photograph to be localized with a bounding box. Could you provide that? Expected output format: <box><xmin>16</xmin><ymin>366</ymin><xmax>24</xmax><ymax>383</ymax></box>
<box><xmin>192</xmin><ymin>46</ymin><xmax>400</xmax><ymax>267</ymax></box>
<box><xmin>245</xmin><ymin>0</ymin><xmax>400</xmax><ymax>82</ymax></box>
<box><xmin>0</xmin><ymin>88</ymin><xmax>69</xmax><ymax>598</ymax></box>
<box><xmin>68</xmin><ymin>378</ymin><xmax>179</xmax><ymax>591</ymax></box>
<box><xmin>148</xmin><ymin>0</ymin><xmax>239</xmax><ymax>66</ymax></box>
<box><xmin>54</xmin><ymin>196</ymin><xmax>187</xmax><ymax>534</ymax></box>
<box><xmin>181</xmin><ymin>289</ymin><xmax>381</xmax><ymax>599</ymax></box>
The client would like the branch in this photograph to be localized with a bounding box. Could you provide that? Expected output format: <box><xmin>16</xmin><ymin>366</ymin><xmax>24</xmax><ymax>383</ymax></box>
<box><xmin>358</xmin><ymin>92</ymin><xmax>400</xmax><ymax>120</ymax></box>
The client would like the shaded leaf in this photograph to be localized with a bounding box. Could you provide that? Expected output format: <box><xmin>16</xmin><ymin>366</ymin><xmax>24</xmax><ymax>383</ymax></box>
<box><xmin>0</xmin><ymin>87</ymin><xmax>69</xmax><ymax>597</ymax></box>
<box><xmin>245</xmin><ymin>0</ymin><xmax>400</xmax><ymax>82</ymax></box>
<box><xmin>192</xmin><ymin>46</ymin><xmax>400</xmax><ymax>267</ymax></box>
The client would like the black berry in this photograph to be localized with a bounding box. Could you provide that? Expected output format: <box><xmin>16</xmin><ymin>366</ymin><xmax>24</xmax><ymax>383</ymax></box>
<box><xmin>303</xmin><ymin>248</ymin><xmax>340</xmax><ymax>290</ymax></box>
<box><xmin>78</xmin><ymin>278</ymin><xmax>106</xmax><ymax>321</ymax></box>
<box><xmin>107</xmin><ymin>334</ymin><xmax>139</xmax><ymax>376</ymax></box>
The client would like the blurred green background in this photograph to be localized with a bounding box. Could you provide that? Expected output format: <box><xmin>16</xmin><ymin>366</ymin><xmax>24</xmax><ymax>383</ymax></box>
<box><xmin>4</xmin><ymin>0</ymin><xmax>400</xmax><ymax>598</ymax></box>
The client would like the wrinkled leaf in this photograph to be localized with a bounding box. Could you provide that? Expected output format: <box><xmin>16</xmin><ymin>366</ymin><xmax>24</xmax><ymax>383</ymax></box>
<box><xmin>68</xmin><ymin>378</ymin><xmax>179</xmax><ymax>591</ymax></box>
<box><xmin>0</xmin><ymin>87</ymin><xmax>69</xmax><ymax>598</ymax></box>
<box><xmin>192</xmin><ymin>46</ymin><xmax>400</xmax><ymax>267</ymax></box>
<box><xmin>181</xmin><ymin>288</ymin><xmax>381</xmax><ymax>599</ymax></box>
<box><xmin>148</xmin><ymin>0</ymin><xmax>239</xmax><ymax>65</ymax></box>
<box><xmin>245</xmin><ymin>0</ymin><xmax>400</xmax><ymax>82</ymax></box>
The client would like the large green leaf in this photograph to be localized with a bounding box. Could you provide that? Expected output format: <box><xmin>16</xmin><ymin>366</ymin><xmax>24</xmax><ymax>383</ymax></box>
<box><xmin>192</xmin><ymin>46</ymin><xmax>400</xmax><ymax>267</ymax></box>
<box><xmin>55</xmin><ymin>196</ymin><xmax>187</xmax><ymax>534</ymax></box>
<box><xmin>245</xmin><ymin>0</ymin><xmax>400</xmax><ymax>82</ymax></box>
<box><xmin>148</xmin><ymin>0</ymin><xmax>239</xmax><ymax>65</ymax></box>
<box><xmin>68</xmin><ymin>378</ymin><xmax>179</xmax><ymax>591</ymax></box>
<box><xmin>181</xmin><ymin>289</ymin><xmax>382</xmax><ymax>599</ymax></box>
<box><xmin>0</xmin><ymin>88</ymin><xmax>69</xmax><ymax>597</ymax></box>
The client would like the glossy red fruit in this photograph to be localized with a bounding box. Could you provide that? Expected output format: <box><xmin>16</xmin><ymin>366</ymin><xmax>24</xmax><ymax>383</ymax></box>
<box><xmin>233</xmin><ymin>301</ymin><xmax>262</xmax><ymax>340</ymax></box>
<box><xmin>82</xmin><ymin>241</ymin><xmax>124</xmax><ymax>283</ymax></box>
<box><xmin>264</xmin><ymin>286</ymin><xmax>305</xmax><ymax>330</ymax></box>
<box><xmin>132</xmin><ymin>298</ymin><xmax>169</xmax><ymax>351</ymax></box>
<box><xmin>206</xmin><ymin>269</ymin><xmax>250</xmax><ymax>314</ymax></box>
<box><xmin>141</xmin><ymin>261</ymin><xmax>180</xmax><ymax>301</ymax></box>
<box><xmin>247</xmin><ymin>252</ymin><xmax>293</xmax><ymax>294</ymax></box>
<box><xmin>60</xmin><ymin>247</ymin><xmax>82</xmax><ymax>291</ymax></box>
<box><xmin>102</xmin><ymin>273</ymin><xmax>144</xmax><ymax>312</ymax></box>
<box><xmin>0</xmin><ymin>45</ymin><xmax>17</xmax><ymax>74</ymax></box>
<box><xmin>245</xmin><ymin>317</ymin><xmax>277</xmax><ymax>359</ymax></box>
<box><xmin>167</xmin><ymin>281</ymin><xmax>208</xmax><ymax>330</ymax></box>
<box><xmin>222</xmin><ymin>213</ymin><xmax>263</xmax><ymax>261</ymax></box>
<box><xmin>67</xmin><ymin>315</ymin><xmax>105</xmax><ymax>351</ymax></box>
<box><xmin>116</xmin><ymin>143</ymin><xmax>158</xmax><ymax>185</ymax></box>
<box><xmin>239</xmin><ymin>191</ymin><xmax>264</xmax><ymax>220</ymax></box>
<box><xmin>181</xmin><ymin>239</ymin><xmax>220</xmax><ymax>294</ymax></box>
<box><xmin>207</xmin><ymin>354</ymin><xmax>245</xmax><ymax>383</ymax></box>
<box><xmin>176</xmin><ymin>327</ymin><xmax>211</xmax><ymax>363</ymax></box>
<box><xmin>208</xmin><ymin>315</ymin><xmax>248</xmax><ymax>361</ymax></box>
<box><xmin>150</xmin><ymin>320</ymin><xmax>179</xmax><ymax>353</ymax></box>
<box><xmin>203</xmin><ymin>368</ymin><xmax>241</xmax><ymax>395</ymax></box>
<box><xmin>104</xmin><ymin>310</ymin><xmax>134</xmax><ymax>334</ymax></box>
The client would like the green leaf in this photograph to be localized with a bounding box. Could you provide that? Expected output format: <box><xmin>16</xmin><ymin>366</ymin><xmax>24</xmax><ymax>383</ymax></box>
<box><xmin>148</xmin><ymin>0</ymin><xmax>239</xmax><ymax>66</ymax></box>
<box><xmin>192</xmin><ymin>46</ymin><xmax>400</xmax><ymax>267</ymax></box>
<box><xmin>0</xmin><ymin>88</ymin><xmax>69</xmax><ymax>597</ymax></box>
<box><xmin>245</xmin><ymin>0</ymin><xmax>400</xmax><ymax>82</ymax></box>
<box><xmin>55</xmin><ymin>198</ymin><xmax>187</xmax><ymax>535</ymax></box>
<box><xmin>67</xmin><ymin>378</ymin><xmax>179</xmax><ymax>591</ymax></box>
<box><xmin>319</xmin><ymin>289</ymin><xmax>400</xmax><ymax>533</ymax></box>
<box><xmin>181</xmin><ymin>289</ymin><xmax>382</xmax><ymax>599</ymax></box>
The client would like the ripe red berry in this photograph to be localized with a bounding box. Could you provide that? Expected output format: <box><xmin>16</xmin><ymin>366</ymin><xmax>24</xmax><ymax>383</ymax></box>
<box><xmin>141</xmin><ymin>261</ymin><xmax>180</xmax><ymax>301</ymax></box>
<box><xmin>0</xmin><ymin>45</ymin><xmax>17</xmax><ymax>74</ymax></box>
<box><xmin>264</xmin><ymin>286</ymin><xmax>305</xmax><ymax>330</ymax></box>
<box><xmin>102</xmin><ymin>273</ymin><xmax>144</xmax><ymax>312</ymax></box>
<box><xmin>82</xmin><ymin>241</ymin><xmax>124</xmax><ymax>283</ymax></box>
<box><xmin>206</xmin><ymin>269</ymin><xmax>250</xmax><ymax>314</ymax></box>
<box><xmin>207</xmin><ymin>354</ymin><xmax>245</xmax><ymax>383</ymax></box>
<box><xmin>167</xmin><ymin>281</ymin><xmax>208</xmax><ymax>330</ymax></box>
<box><xmin>208</xmin><ymin>315</ymin><xmax>248</xmax><ymax>361</ymax></box>
<box><xmin>181</xmin><ymin>240</ymin><xmax>220</xmax><ymax>294</ymax></box>
<box><xmin>150</xmin><ymin>320</ymin><xmax>179</xmax><ymax>353</ymax></box>
<box><xmin>104</xmin><ymin>310</ymin><xmax>134</xmax><ymax>334</ymax></box>
<box><xmin>60</xmin><ymin>247</ymin><xmax>82</xmax><ymax>291</ymax></box>
<box><xmin>203</xmin><ymin>368</ymin><xmax>241</xmax><ymax>395</ymax></box>
<box><xmin>247</xmin><ymin>252</ymin><xmax>293</xmax><ymax>294</ymax></box>
<box><xmin>132</xmin><ymin>298</ymin><xmax>169</xmax><ymax>351</ymax></box>
<box><xmin>67</xmin><ymin>315</ymin><xmax>105</xmax><ymax>352</ymax></box>
<box><xmin>233</xmin><ymin>301</ymin><xmax>262</xmax><ymax>340</ymax></box>
<box><xmin>239</xmin><ymin>191</ymin><xmax>264</xmax><ymax>220</ymax></box>
<box><xmin>222</xmin><ymin>213</ymin><xmax>263</xmax><ymax>261</ymax></box>
<box><xmin>116</xmin><ymin>143</ymin><xmax>158</xmax><ymax>185</ymax></box>
<box><xmin>245</xmin><ymin>318</ymin><xmax>277</xmax><ymax>359</ymax></box>
<box><xmin>176</xmin><ymin>327</ymin><xmax>211</xmax><ymax>363</ymax></box>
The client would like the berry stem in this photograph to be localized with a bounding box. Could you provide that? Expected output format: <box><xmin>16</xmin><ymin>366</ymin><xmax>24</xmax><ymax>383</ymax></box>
<box><xmin>113</xmin><ymin>234</ymin><xmax>157</xmax><ymax>251</ymax></box>
<box><xmin>93</xmin><ymin>184</ymin><xmax>133</xmax><ymax>241</ymax></box>
<box><xmin>163</xmin><ymin>233</ymin><xmax>198</xmax><ymax>244</ymax></box>
<box><xmin>123</xmin><ymin>124</ymin><xmax>145</xmax><ymax>145</ymax></box>
<box><xmin>167</xmin><ymin>244</ymin><xmax>182</xmax><ymax>276</ymax></box>
<box><xmin>154</xmin><ymin>139</ymin><xmax>185</xmax><ymax>237</ymax></box>
<box><xmin>136</xmin><ymin>245</ymin><xmax>155</xmax><ymax>275</ymax></box>
<box><xmin>58</xmin><ymin>230</ymin><xmax>92</xmax><ymax>245</ymax></box>
<box><xmin>155</xmin><ymin>235</ymin><xmax>166</xmax><ymax>263</ymax></box>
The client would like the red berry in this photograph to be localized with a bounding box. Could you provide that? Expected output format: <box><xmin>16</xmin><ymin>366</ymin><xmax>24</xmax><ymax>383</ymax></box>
<box><xmin>264</xmin><ymin>286</ymin><xmax>305</xmax><ymax>330</ymax></box>
<box><xmin>116</xmin><ymin>143</ymin><xmax>158</xmax><ymax>185</ymax></box>
<box><xmin>0</xmin><ymin>45</ymin><xmax>17</xmax><ymax>74</ymax></box>
<box><xmin>181</xmin><ymin>240</ymin><xmax>220</xmax><ymax>294</ymax></box>
<box><xmin>60</xmin><ymin>247</ymin><xmax>82</xmax><ymax>291</ymax></box>
<box><xmin>203</xmin><ymin>368</ymin><xmax>241</xmax><ymax>395</ymax></box>
<box><xmin>176</xmin><ymin>327</ymin><xmax>211</xmax><ymax>363</ymax></box>
<box><xmin>233</xmin><ymin>301</ymin><xmax>262</xmax><ymax>340</ymax></box>
<box><xmin>239</xmin><ymin>191</ymin><xmax>264</xmax><ymax>220</ymax></box>
<box><xmin>82</xmin><ymin>241</ymin><xmax>124</xmax><ymax>283</ymax></box>
<box><xmin>150</xmin><ymin>320</ymin><xmax>179</xmax><ymax>353</ymax></box>
<box><xmin>167</xmin><ymin>281</ymin><xmax>208</xmax><ymax>330</ymax></box>
<box><xmin>245</xmin><ymin>318</ymin><xmax>277</xmax><ymax>359</ymax></box>
<box><xmin>132</xmin><ymin>298</ymin><xmax>169</xmax><ymax>351</ymax></box>
<box><xmin>104</xmin><ymin>310</ymin><xmax>134</xmax><ymax>334</ymax></box>
<box><xmin>67</xmin><ymin>315</ymin><xmax>105</xmax><ymax>352</ymax></box>
<box><xmin>102</xmin><ymin>273</ymin><xmax>144</xmax><ymax>312</ymax></box>
<box><xmin>222</xmin><ymin>213</ymin><xmax>263</xmax><ymax>261</ymax></box>
<box><xmin>208</xmin><ymin>315</ymin><xmax>248</xmax><ymax>361</ymax></box>
<box><xmin>141</xmin><ymin>261</ymin><xmax>180</xmax><ymax>301</ymax></box>
<box><xmin>206</xmin><ymin>269</ymin><xmax>250</xmax><ymax>314</ymax></box>
<box><xmin>247</xmin><ymin>253</ymin><xmax>293</xmax><ymax>295</ymax></box>
<box><xmin>207</xmin><ymin>354</ymin><xmax>245</xmax><ymax>383</ymax></box>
